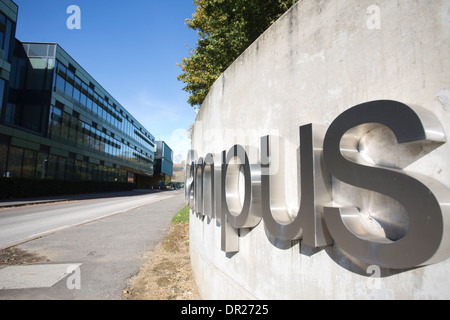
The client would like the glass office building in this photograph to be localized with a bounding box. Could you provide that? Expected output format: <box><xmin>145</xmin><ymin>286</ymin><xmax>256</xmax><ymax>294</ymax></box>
<box><xmin>0</xmin><ymin>0</ymin><xmax>16</xmax><ymax>124</ymax></box>
<box><xmin>0</xmin><ymin>1</ymin><xmax>167</xmax><ymax>188</ymax></box>
<box><xmin>155</xmin><ymin>141</ymin><xmax>173</xmax><ymax>178</ymax></box>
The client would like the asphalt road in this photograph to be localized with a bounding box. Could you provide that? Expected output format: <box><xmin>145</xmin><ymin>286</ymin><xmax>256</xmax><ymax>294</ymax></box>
<box><xmin>0</xmin><ymin>190</ymin><xmax>182</xmax><ymax>250</ymax></box>
<box><xmin>0</xmin><ymin>190</ymin><xmax>186</xmax><ymax>300</ymax></box>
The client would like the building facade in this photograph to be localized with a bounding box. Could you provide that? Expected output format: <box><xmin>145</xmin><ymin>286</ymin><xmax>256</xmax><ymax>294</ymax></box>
<box><xmin>0</xmin><ymin>0</ymin><xmax>16</xmax><ymax>129</ymax></box>
<box><xmin>151</xmin><ymin>140</ymin><xmax>173</xmax><ymax>186</ymax></box>
<box><xmin>155</xmin><ymin>141</ymin><xmax>173</xmax><ymax>177</ymax></box>
<box><xmin>0</xmin><ymin>0</ymin><xmax>169</xmax><ymax>188</ymax></box>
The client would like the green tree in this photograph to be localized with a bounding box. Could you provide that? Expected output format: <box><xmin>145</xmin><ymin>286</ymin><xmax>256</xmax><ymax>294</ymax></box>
<box><xmin>178</xmin><ymin>0</ymin><xmax>298</xmax><ymax>108</ymax></box>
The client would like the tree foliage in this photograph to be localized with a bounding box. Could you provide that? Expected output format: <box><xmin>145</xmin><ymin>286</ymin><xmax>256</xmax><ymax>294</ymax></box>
<box><xmin>178</xmin><ymin>0</ymin><xmax>298</xmax><ymax>108</ymax></box>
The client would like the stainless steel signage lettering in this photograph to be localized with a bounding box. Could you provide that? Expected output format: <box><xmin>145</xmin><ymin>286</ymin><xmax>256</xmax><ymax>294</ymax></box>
<box><xmin>186</xmin><ymin>100</ymin><xmax>450</xmax><ymax>269</ymax></box>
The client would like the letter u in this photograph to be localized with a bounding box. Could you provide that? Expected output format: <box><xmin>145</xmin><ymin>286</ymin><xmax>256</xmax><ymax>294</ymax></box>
<box><xmin>261</xmin><ymin>124</ymin><xmax>332</xmax><ymax>247</ymax></box>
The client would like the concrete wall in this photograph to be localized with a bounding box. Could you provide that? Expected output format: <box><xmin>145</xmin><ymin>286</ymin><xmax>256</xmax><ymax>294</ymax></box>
<box><xmin>189</xmin><ymin>0</ymin><xmax>450</xmax><ymax>299</ymax></box>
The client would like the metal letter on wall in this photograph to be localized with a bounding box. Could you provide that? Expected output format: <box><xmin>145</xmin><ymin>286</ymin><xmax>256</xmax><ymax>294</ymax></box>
<box><xmin>195</xmin><ymin>157</ymin><xmax>204</xmax><ymax>216</ymax></box>
<box><xmin>221</xmin><ymin>145</ymin><xmax>262</xmax><ymax>252</ymax></box>
<box><xmin>221</xmin><ymin>150</ymin><xmax>239</xmax><ymax>252</ymax></box>
<box><xmin>323</xmin><ymin>100</ymin><xmax>450</xmax><ymax>269</ymax></box>
<box><xmin>261</xmin><ymin>124</ymin><xmax>333</xmax><ymax>247</ymax></box>
<box><xmin>185</xmin><ymin>150</ymin><xmax>197</xmax><ymax>210</ymax></box>
<box><xmin>203</xmin><ymin>153</ymin><xmax>215</xmax><ymax>219</ymax></box>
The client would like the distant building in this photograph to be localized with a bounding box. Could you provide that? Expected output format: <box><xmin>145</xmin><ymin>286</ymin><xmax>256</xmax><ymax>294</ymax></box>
<box><xmin>0</xmin><ymin>0</ymin><xmax>172</xmax><ymax>188</ymax></box>
<box><xmin>153</xmin><ymin>141</ymin><xmax>173</xmax><ymax>186</ymax></box>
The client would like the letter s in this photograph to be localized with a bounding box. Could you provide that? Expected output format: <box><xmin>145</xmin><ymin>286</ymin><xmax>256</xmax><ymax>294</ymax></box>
<box><xmin>323</xmin><ymin>100</ymin><xmax>450</xmax><ymax>269</ymax></box>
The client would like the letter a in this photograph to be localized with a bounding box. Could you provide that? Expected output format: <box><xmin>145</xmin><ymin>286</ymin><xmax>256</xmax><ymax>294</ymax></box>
<box><xmin>67</xmin><ymin>5</ymin><xmax>81</xmax><ymax>30</ymax></box>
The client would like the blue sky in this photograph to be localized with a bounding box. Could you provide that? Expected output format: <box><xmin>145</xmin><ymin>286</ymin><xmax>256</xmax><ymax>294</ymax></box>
<box><xmin>14</xmin><ymin>0</ymin><xmax>198</xmax><ymax>163</ymax></box>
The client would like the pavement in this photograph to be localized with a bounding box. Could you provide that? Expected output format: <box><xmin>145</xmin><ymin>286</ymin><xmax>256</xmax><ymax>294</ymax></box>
<box><xmin>0</xmin><ymin>189</ymin><xmax>186</xmax><ymax>300</ymax></box>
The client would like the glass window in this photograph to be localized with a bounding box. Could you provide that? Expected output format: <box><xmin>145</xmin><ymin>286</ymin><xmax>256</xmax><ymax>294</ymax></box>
<box><xmin>7</xmin><ymin>147</ymin><xmax>24</xmax><ymax>178</ymax></box>
<box><xmin>99</xmin><ymin>105</ymin><xmax>104</xmax><ymax>119</ymax></box>
<box><xmin>65</xmin><ymin>80</ymin><xmax>73</xmax><ymax>97</ymax></box>
<box><xmin>90</xmin><ymin>129</ymin><xmax>96</xmax><ymax>150</ymax></box>
<box><xmin>73</xmin><ymin>78</ymin><xmax>80</xmax><ymax>90</ymax></box>
<box><xmin>0</xmin><ymin>15</ymin><xmax>5</xmax><ymax>54</ymax></box>
<box><xmin>86</xmin><ymin>97</ymin><xmax>93</xmax><ymax>111</ymax></box>
<box><xmin>69</xmin><ymin>116</ymin><xmax>77</xmax><ymax>142</ymax></box>
<box><xmin>94</xmin><ymin>92</ymin><xmax>100</xmax><ymax>105</ymax></box>
<box><xmin>111</xmin><ymin>141</ymin><xmax>116</xmax><ymax>157</ymax></box>
<box><xmin>80</xmin><ymin>122</ymin><xmax>86</xmax><ymax>145</ymax></box>
<box><xmin>57</xmin><ymin>61</ymin><xmax>67</xmax><ymax>76</ymax></box>
<box><xmin>61</xmin><ymin>112</ymin><xmax>71</xmax><ymax>139</ymax></box>
<box><xmin>0</xmin><ymin>78</ymin><xmax>5</xmax><ymax>114</ymax></box>
<box><xmin>43</xmin><ymin>59</ymin><xmax>54</xmax><ymax>91</ymax></box>
<box><xmin>67</xmin><ymin>66</ymin><xmax>75</xmax><ymax>77</ymax></box>
<box><xmin>28</xmin><ymin>44</ymin><xmax>49</xmax><ymax>57</ymax></box>
<box><xmin>22</xmin><ymin>149</ymin><xmax>37</xmax><ymax>179</ymax></box>
<box><xmin>66</xmin><ymin>158</ymin><xmax>74</xmax><ymax>180</ymax></box>
<box><xmin>4</xmin><ymin>20</ymin><xmax>12</xmax><ymax>62</ymax></box>
<box><xmin>73</xmin><ymin>86</ymin><xmax>80</xmax><ymax>102</ymax></box>
<box><xmin>94</xmin><ymin>93</ymin><xmax>101</xmax><ymax>117</ymax></box>
<box><xmin>21</xmin><ymin>105</ymin><xmax>44</xmax><ymax>134</ymax></box>
<box><xmin>50</xmin><ymin>106</ymin><xmax>62</xmax><ymax>137</ymax></box>
<box><xmin>10</xmin><ymin>57</ymin><xmax>26</xmax><ymax>90</ymax></box>
<box><xmin>73</xmin><ymin>78</ymin><xmax>82</xmax><ymax>101</ymax></box>
<box><xmin>98</xmin><ymin>95</ymin><xmax>105</xmax><ymax>110</ymax></box>
<box><xmin>76</xmin><ymin>120</ymin><xmax>83</xmax><ymax>145</ymax></box>
<box><xmin>98</xmin><ymin>105</ymin><xmax>103</xmax><ymax>118</ymax></box>
<box><xmin>47</xmin><ymin>105</ymin><xmax>54</xmax><ymax>137</ymax></box>
<box><xmin>107</xmin><ymin>139</ymin><xmax>112</xmax><ymax>156</ymax></box>
<box><xmin>80</xmin><ymin>92</ymin><xmax>87</xmax><ymax>107</ymax></box>
<box><xmin>65</xmin><ymin>71</ymin><xmax>75</xmax><ymax>97</ymax></box>
<box><xmin>0</xmin><ymin>144</ymin><xmax>8</xmax><ymax>176</ymax></box>
<box><xmin>106</xmin><ymin>140</ymin><xmax>111</xmax><ymax>156</ymax></box>
<box><xmin>86</xmin><ymin>125</ymin><xmax>93</xmax><ymax>148</ymax></box>
<box><xmin>92</xmin><ymin>163</ymin><xmax>99</xmax><ymax>181</ymax></box>
<box><xmin>91</xmin><ymin>101</ymin><xmax>98</xmax><ymax>115</ymax></box>
<box><xmin>47</xmin><ymin>154</ymin><xmax>57</xmax><ymax>180</ymax></box>
<box><xmin>100</xmin><ymin>132</ymin><xmax>105</xmax><ymax>153</ymax></box>
<box><xmin>86</xmin><ymin>162</ymin><xmax>93</xmax><ymax>180</ymax></box>
<box><xmin>36</xmin><ymin>151</ymin><xmax>48</xmax><ymax>179</ymax></box>
<box><xmin>26</xmin><ymin>58</ymin><xmax>48</xmax><ymax>91</ymax></box>
<box><xmin>53</xmin><ymin>103</ymin><xmax>62</xmax><ymax>116</ymax></box>
<box><xmin>56</xmin><ymin>156</ymin><xmax>66</xmax><ymax>180</ymax></box>
<box><xmin>74</xmin><ymin>160</ymin><xmax>82</xmax><ymax>180</ymax></box>
<box><xmin>95</xmin><ymin>132</ymin><xmax>101</xmax><ymax>151</ymax></box>
<box><xmin>87</xmin><ymin>87</ymin><xmax>94</xmax><ymax>101</ymax></box>
<box><xmin>80</xmin><ymin>82</ymin><xmax>88</xmax><ymax>105</ymax></box>
<box><xmin>47</xmin><ymin>58</ymin><xmax>55</xmax><ymax>70</ymax></box>
<box><xmin>55</xmin><ymin>74</ymin><xmax>65</xmax><ymax>92</ymax></box>
<box><xmin>81</xmin><ymin>160</ymin><xmax>87</xmax><ymax>180</ymax></box>
<box><xmin>81</xmin><ymin>81</ymin><xmax>88</xmax><ymax>94</ymax></box>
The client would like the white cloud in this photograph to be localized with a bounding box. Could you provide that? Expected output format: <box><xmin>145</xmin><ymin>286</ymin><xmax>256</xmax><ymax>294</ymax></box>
<box><xmin>167</xmin><ymin>128</ymin><xmax>192</xmax><ymax>164</ymax></box>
